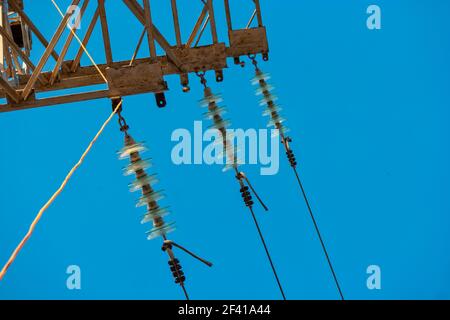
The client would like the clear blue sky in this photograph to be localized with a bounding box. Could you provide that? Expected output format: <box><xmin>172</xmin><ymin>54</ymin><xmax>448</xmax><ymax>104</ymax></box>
<box><xmin>0</xmin><ymin>0</ymin><xmax>449</xmax><ymax>300</ymax></box>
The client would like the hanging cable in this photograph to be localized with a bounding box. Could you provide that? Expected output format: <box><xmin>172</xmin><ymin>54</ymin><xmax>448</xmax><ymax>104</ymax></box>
<box><xmin>0</xmin><ymin>0</ymin><xmax>118</xmax><ymax>282</ymax></box>
<box><xmin>196</xmin><ymin>72</ymin><xmax>286</xmax><ymax>300</ymax></box>
<box><xmin>236</xmin><ymin>171</ymin><xmax>286</xmax><ymax>300</ymax></box>
<box><xmin>293</xmin><ymin>167</ymin><xmax>344</xmax><ymax>300</ymax></box>
<box><xmin>248</xmin><ymin>55</ymin><xmax>344</xmax><ymax>300</ymax></box>
<box><xmin>248</xmin><ymin>205</ymin><xmax>286</xmax><ymax>300</ymax></box>
<box><xmin>0</xmin><ymin>100</ymin><xmax>124</xmax><ymax>281</ymax></box>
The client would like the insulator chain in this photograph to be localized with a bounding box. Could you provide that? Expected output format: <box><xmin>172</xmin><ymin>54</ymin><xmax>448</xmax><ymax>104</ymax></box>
<box><xmin>196</xmin><ymin>73</ymin><xmax>268</xmax><ymax>210</ymax></box>
<box><xmin>249</xmin><ymin>57</ymin><xmax>299</xmax><ymax>169</ymax></box>
<box><xmin>114</xmin><ymin>99</ymin><xmax>213</xmax><ymax>299</ymax></box>
<box><xmin>197</xmin><ymin>73</ymin><xmax>237</xmax><ymax>172</ymax></box>
<box><xmin>248</xmin><ymin>56</ymin><xmax>344</xmax><ymax>300</ymax></box>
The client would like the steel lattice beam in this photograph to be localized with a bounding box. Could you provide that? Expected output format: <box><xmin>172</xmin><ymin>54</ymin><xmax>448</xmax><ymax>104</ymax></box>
<box><xmin>0</xmin><ymin>0</ymin><xmax>269</xmax><ymax>112</ymax></box>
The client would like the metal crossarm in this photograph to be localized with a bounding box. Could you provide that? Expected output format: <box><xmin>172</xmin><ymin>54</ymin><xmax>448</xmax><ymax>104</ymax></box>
<box><xmin>0</xmin><ymin>0</ymin><xmax>269</xmax><ymax>112</ymax></box>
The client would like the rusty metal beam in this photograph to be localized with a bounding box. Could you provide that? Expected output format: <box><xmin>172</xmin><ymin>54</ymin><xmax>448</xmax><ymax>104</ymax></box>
<box><xmin>0</xmin><ymin>76</ymin><xmax>20</xmax><ymax>103</ymax></box>
<box><xmin>0</xmin><ymin>0</ymin><xmax>269</xmax><ymax>112</ymax></box>
<box><xmin>143</xmin><ymin>0</ymin><xmax>156</xmax><ymax>58</ymax></box>
<box><xmin>122</xmin><ymin>0</ymin><xmax>184</xmax><ymax>70</ymax></box>
<box><xmin>98</xmin><ymin>0</ymin><xmax>113</xmax><ymax>65</ymax></box>
<box><xmin>49</xmin><ymin>0</ymin><xmax>91</xmax><ymax>84</ymax></box>
<box><xmin>0</xmin><ymin>25</ymin><xmax>48</xmax><ymax>84</ymax></box>
<box><xmin>170</xmin><ymin>0</ymin><xmax>182</xmax><ymax>47</ymax></box>
<box><xmin>21</xmin><ymin>0</ymin><xmax>82</xmax><ymax>100</ymax></box>
<box><xmin>186</xmin><ymin>5</ymin><xmax>208</xmax><ymax>48</ymax></box>
<box><xmin>70</xmin><ymin>7</ymin><xmax>100</xmax><ymax>72</ymax></box>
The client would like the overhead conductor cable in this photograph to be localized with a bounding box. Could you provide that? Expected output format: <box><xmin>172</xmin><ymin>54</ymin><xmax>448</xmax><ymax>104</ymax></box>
<box><xmin>249</xmin><ymin>55</ymin><xmax>344</xmax><ymax>300</ymax></box>
<box><xmin>196</xmin><ymin>72</ymin><xmax>286</xmax><ymax>300</ymax></box>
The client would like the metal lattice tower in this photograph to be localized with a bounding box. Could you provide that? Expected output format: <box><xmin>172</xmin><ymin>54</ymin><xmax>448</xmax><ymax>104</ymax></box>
<box><xmin>0</xmin><ymin>0</ymin><xmax>269</xmax><ymax>112</ymax></box>
<box><xmin>0</xmin><ymin>0</ymin><xmax>346</xmax><ymax>300</ymax></box>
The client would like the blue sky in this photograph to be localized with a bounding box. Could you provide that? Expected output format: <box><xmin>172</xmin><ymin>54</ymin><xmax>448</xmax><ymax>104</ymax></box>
<box><xmin>0</xmin><ymin>0</ymin><xmax>449</xmax><ymax>300</ymax></box>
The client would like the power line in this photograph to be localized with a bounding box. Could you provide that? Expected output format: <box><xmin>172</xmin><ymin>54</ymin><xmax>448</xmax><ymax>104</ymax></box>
<box><xmin>0</xmin><ymin>100</ymin><xmax>123</xmax><ymax>281</ymax></box>
<box><xmin>248</xmin><ymin>206</ymin><xmax>287</xmax><ymax>300</ymax></box>
<box><xmin>198</xmin><ymin>72</ymin><xmax>286</xmax><ymax>299</ymax></box>
<box><xmin>0</xmin><ymin>0</ymin><xmax>116</xmax><ymax>282</ymax></box>
<box><xmin>248</xmin><ymin>56</ymin><xmax>345</xmax><ymax>300</ymax></box>
<box><xmin>292</xmin><ymin>167</ymin><xmax>345</xmax><ymax>300</ymax></box>
<box><xmin>181</xmin><ymin>284</ymin><xmax>190</xmax><ymax>300</ymax></box>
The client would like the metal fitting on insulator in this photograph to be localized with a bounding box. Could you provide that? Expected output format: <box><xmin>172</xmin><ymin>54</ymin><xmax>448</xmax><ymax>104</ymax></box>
<box><xmin>240</xmin><ymin>186</ymin><xmax>254</xmax><ymax>208</ymax></box>
<box><xmin>162</xmin><ymin>241</ymin><xmax>172</xmax><ymax>252</ymax></box>
<box><xmin>215</xmin><ymin>70</ymin><xmax>224</xmax><ymax>82</ymax></box>
<box><xmin>196</xmin><ymin>71</ymin><xmax>208</xmax><ymax>88</ymax></box>
<box><xmin>286</xmin><ymin>149</ymin><xmax>297</xmax><ymax>168</ymax></box>
<box><xmin>234</xmin><ymin>57</ymin><xmax>245</xmax><ymax>67</ymax></box>
<box><xmin>168</xmin><ymin>259</ymin><xmax>186</xmax><ymax>284</ymax></box>
<box><xmin>248</xmin><ymin>54</ymin><xmax>258</xmax><ymax>68</ymax></box>
<box><xmin>112</xmin><ymin>98</ymin><xmax>129</xmax><ymax>133</ymax></box>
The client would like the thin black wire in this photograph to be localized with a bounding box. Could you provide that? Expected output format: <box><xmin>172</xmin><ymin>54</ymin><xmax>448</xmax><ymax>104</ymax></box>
<box><xmin>248</xmin><ymin>206</ymin><xmax>287</xmax><ymax>300</ymax></box>
<box><xmin>242</xmin><ymin>174</ymin><xmax>269</xmax><ymax>211</ymax></box>
<box><xmin>181</xmin><ymin>283</ymin><xmax>190</xmax><ymax>300</ymax></box>
<box><xmin>292</xmin><ymin>167</ymin><xmax>345</xmax><ymax>300</ymax></box>
<box><xmin>165</xmin><ymin>241</ymin><xmax>213</xmax><ymax>267</ymax></box>
<box><xmin>249</xmin><ymin>56</ymin><xmax>343</xmax><ymax>299</ymax></box>
<box><xmin>173</xmin><ymin>258</ymin><xmax>189</xmax><ymax>300</ymax></box>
